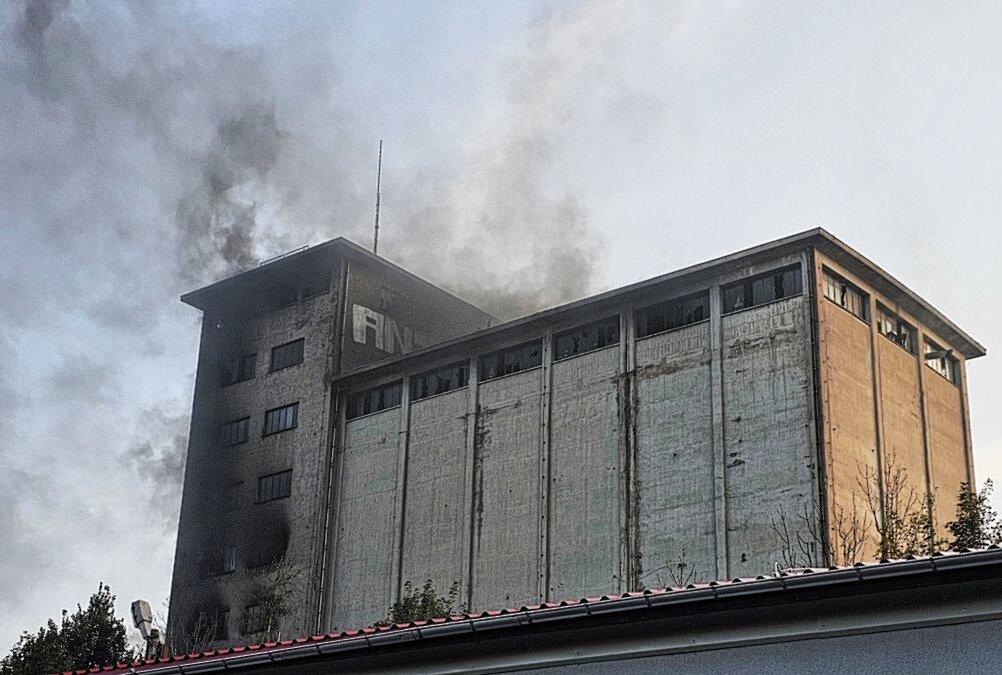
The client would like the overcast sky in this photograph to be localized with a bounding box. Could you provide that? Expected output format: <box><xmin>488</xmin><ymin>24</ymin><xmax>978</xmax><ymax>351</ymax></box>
<box><xmin>2</xmin><ymin>0</ymin><xmax>1001</xmax><ymax>652</ymax></box>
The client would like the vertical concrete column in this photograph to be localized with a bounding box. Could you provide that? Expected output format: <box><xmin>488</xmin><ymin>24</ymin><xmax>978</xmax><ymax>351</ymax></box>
<box><xmin>618</xmin><ymin>306</ymin><xmax>637</xmax><ymax>591</ymax></box>
<box><xmin>867</xmin><ymin>283</ymin><xmax>890</xmax><ymax>525</ymax></box>
<box><xmin>539</xmin><ymin>329</ymin><xmax>554</xmax><ymax>602</ymax></box>
<box><xmin>391</xmin><ymin>375</ymin><xmax>412</xmax><ymax>601</ymax></box>
<box><xmin>802</xmin><ymin>250</ymin><xmax>827</xmax><ymax>565</ymax></box>
<box><xmin>915</xmin><ymin>331</ymin><xmax>935</xmax><ymax>512</ymax></box>
<box><xmin>708</xmin><ymin>281</ymin><xmax>728</xmax><ymax>579</ymax></box>
<box><xmin>321</xmin><ymin>390</ymin><xmax>348</xmax><ymax>629</ymax></box>
<box><xmin>958</xmin><ymin>362</ymin><xmax>976</xmax><ymax>487</ymax></box>
<box><xmin>462</xmin><ymin>355</ymin><xmax>479</xmax><ymax>610</ymax></box>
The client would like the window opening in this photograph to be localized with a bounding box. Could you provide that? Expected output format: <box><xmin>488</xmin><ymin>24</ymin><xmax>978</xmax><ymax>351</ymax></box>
<box><xmin>257</xmin><ymin>470</ymin><xmax>292</xmax><ymax>503</ymax></box>
<box><xmin>722</xmin><ymin>265</ymin><xmax>803</xmax><ymax>314</ymax></box>
<box><xmin>876</xmin><ymin>305</ymin><xmax>916</xmax><ymax>354</ymax></box>
<box><xmin>219</xmin><ymin>417</ymin><xmax>250</xmax><ymax>447</ymax></box>
<box><xmin>479</xmin><ymin>341</ymin><xmax>542</xmax><ymax>381</ymax></box>
<box><xmin>263</xmin><ymin>403</ymin><xmax>298</xmax><ymax>436</ymax></box>
<box><xmin>924</xmin><ymin>338</ymin><xmax>958</xmax><ymax>384</ymax></box>
<box><xmin>554</xmin><ymin>316</ymin><xmax>620</xmax><ymax>361</ymax></box>
<box><xmin>636</xmin><ymin>292</ymin><xmax>709</xmax><ymax>338</ymax></box>
<box><xmin>270</xmin><ymin>338</ymin><xmax>304</xmax><ymax>372</ymax></box>
<box><xmin>346</xmin><ymin>382</ymin><xmax>402</xmax><ymax>419</ymax></box>
<box><xmin>221</xmin><ymin>353</ymin><xmax>256</xmax><ymax>387</ymax></box>
<box><xmin>822</xmin><ymin>269</ymin><xmax>869</xmax><ymax>321</ymax></box>
<box><xmin>411</xmin><ymin>362</ymin><xmax>468</xmax><ymax>401</ymax></box>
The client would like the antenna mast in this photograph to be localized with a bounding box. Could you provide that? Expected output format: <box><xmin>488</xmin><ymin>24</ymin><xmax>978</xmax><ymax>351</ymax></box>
<box><xmin>372</xmin><ymin>139</ymin><xmax>383</xmax><ymax>255</ymax></box>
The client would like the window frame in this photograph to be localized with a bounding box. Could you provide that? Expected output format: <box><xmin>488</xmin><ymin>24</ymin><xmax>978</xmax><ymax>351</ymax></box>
<box><xmin>478</xmin><ymin>341</ymin><xmax>543</xmax><ymax>382</ymax></box>
<box><xmin>269</xmin><ymin>338</ymin><xmax>305</xmax><ymax>373</ymax></box>
<box><xmin>410</xmin><ymin>362</ymin><xmax>469</xmax><ymax>402</ymax></box>
<box><xmin>256</xmin><ymin>469</ymin><xmax>293</xmax><ymax>503</ymax></box>
<box><xmin>721</xmin><ymin>265</ymin><xmax>803</xmax><ymax>315</ymax></box>
<box><xmin>263</xmin><ymin>402</ymin><xmax>299</xmax><ymax>436</ymax></box>
<box><xmin>876</xmin><ymin>304</ymin><xmax>917</xmax><ymax>355</ymax></box>
<box><xmin>822</xmin><ymin>268</ymin><xmax>870</xmax><ymax>323</ymax></box>
<box><xmin>219</xmin><ymin>417</ymin><xmax>250</xmax><ymax>447</ymax></box>
<box><xmin>924</xmin><ymin>338</ymin><xmax>959</xmax><ymax>385</ymax></box>
<box><xmin>552</xmin><ymin>316</ymin><xmax>621</xmax><ymax>362</ymax></box>
<box><xmin>635</xmin><ymin>291</ymin><xmax>710</xmax><ymax>339</ymax></box>
<box><xmin>346</xmin><ymin>382</ymin><xmax>403</xmax><ymax>420</ymax></box>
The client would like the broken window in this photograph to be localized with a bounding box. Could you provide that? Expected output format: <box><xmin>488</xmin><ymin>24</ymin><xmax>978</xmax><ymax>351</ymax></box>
<box><xmin>722</xmin><ymin>265</ymin><xmax>803</xmax><ymax>314</ymax></box>
<box><xmin>346</xmin><ymin>382</ymin><xmax>402</xmax><ymax>419</ymax></box>
<box><xmin>242</xmin><ymin>605</ymin><xmax>263</xmax><ymax>634</ymax></box>
<box><xmin>220</xmin><ymin>353</ymin><xmax>256</xmax><ymax>387</ymax></box>
<box><xmin>823</xmin><ymin>268</ymin><xmax>869</xmax><ymax>321</ymax></box>
<box><xmin>876</xmin><ymin>305</ymin><xmax>916</xmax><ymax>354</ymax></box>
<box><xmin>219</xmin><ymin>417</ymin><xmax>250</xmax><ymax>447</ymax></box>
<box><xmin>553</xmin><ymin>316</ymin><xmax>620</xmax><ymax>361</ymax></box>
<box><xmin>257</xmin><ymin>470</ymin><xmax>292</xmax><ymax>503</ymax></box>
<box><xmin>263</xmin><ymin>403</ymin><xmax>298</xmax><ymax>436</ymax></box>
<box><xmin>214</xmin><ymin>609</ymin><xmax>230</xmax><ymax>641</ymax></box>
<box><xmin>636</xmin><ymin>292</ymin><xmax>709</xmax><ymax>338</ymax></box>
<box><xmin>479</xmin><ymin>341</ymin><xmax>542</xmax><ymax>381</ymax></box>
<box><xmin>270</xmin><ymin>338</ymin><xmax>304</xmax><ymax>372</ymax></box>
<box><xmin>411</xmin><ymin>362</ymin><xmax>468</xmax><ymax>401</ymax></box>
<box><xmin>924</xmin><ymin>338</ymin><xmax>958</xmax><ymax>384</ymax></box>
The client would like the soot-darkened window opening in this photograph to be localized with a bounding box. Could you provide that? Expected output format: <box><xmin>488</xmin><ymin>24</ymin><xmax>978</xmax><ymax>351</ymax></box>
<box><xmin>722</xmin><ymin>265</ymin><xmax>802</xmax><ymax>314</ymax></box>
<box><xmin>263</xmin><ymin>402</ymin><xmax>298</xmax><ymax>436</ymax></box>
<box><xmin>219</xmin><ymin>417</ymin><xmax>250</xmax><ymax>447</ymax></box>
<box><xmin>257</xmin><ymin>470</ymin><xmax>292</xmax><ymax>503</ymax></box>
<box><xmin>270</xmin><ymin>338</ymin><xmax>304</xmax><ymax>372</ymax></box>
<box><xmin>479</xmin><ymin>341</ymin><xmax>542</xmax><ymax>381</ymax></box>
<box><xmin>221</xmin><ymin>352</ymin><xmax>256</xmax><ymax>387</ymax></box>
<box><xmin>636</xmin><ymin>292</ymin><xmax>709</xmax><ymax>338</ymax></box>
<box><xmin>411</xmin><ymin>362</ymin><xmax>468</xmax><ymax>401</ymax></box>
<box><xmin>346</xmin><ymin>382</ymin><xmax>403</xmax><ymax>419</ymax></box>
<box><xmin>553</xmin><ymin>316</ymin><xmax>620</xmax><ymax>361</ymax></box>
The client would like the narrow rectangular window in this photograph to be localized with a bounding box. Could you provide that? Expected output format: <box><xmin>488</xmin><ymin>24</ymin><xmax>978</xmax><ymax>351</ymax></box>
<box><xmin>220</xmin><ymin>353</ymin><xmax>256</xmax><ymax>387</ymax></box>
<box><xmin>722</xmin><ymin>265</ymin><xmax>802</xmax><ymax>314</ymax></box>
<box><xmin>243</xmin><ymin>605</ymin><xmax>263</xmax><ymax>634</ymax></box>
<box><xmin>876</xmin><ymin>305</ymin><xmax>916</xmax><ymax>354</ymax></box>
<box><xmin>822</xmin><ymin>268</ymin><xmax>869</xmax><ymax>321</ymax></box>
<box><xmin>924</xmin><ymin>338</ymin><xmax>958</xmax><ymax>384</ymax></box>
<box><xmin>346</xmin><ymin>382</ymin><xmax>402</xmax><ymax>419</ymax></box>
<box><xmin>263</xmin><ymin>403</ymin><xmax>298</xmax><ymax>436</ymax></box>
<box><xmin>635</xmin><ymin>292</ymin><xmax>709</xmax><ymax>338</ymax></box>
<box><xmin>257</xmin><ymin>470</ymin><xmax>292</xmax><ymax>503</ymax></box>
<box><xmin>479</xmin><ymin>341</ymin><xmax>543</xmax><ymax>381</ymax></box>
<box><xmin>270</xmin><ymin>338</ymin><xmax>305</xmax><ymax>372</ymax></box>
<box><xmin>222</xmin><ymin>546</ymin><xmax>236</xmax><ymax>574</ymax></box>
<box><xmin>553</xmin><ymin>316</ymin><xmax>620</xmax><ymax>361</ymax></box>
<box><xmin>214</xmin><ymin>609</ymin><xmax>229</xmax><ymax>641</ymax></box>
<box><xmin>411</xmin><ymin>362</ymin><xmax>469</xmax><ymax>401</ymax></box>
<box><xmin>219</xmin><ymin>417</ymin><xmax>250</xmax><ymax>447</ymax></box>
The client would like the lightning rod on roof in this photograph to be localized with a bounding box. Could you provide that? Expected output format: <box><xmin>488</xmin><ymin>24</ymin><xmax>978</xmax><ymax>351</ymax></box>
<box><xmin>372</xmin><ymin>139</ymin><xmax>383</xmax><ymax>255</ymax></box>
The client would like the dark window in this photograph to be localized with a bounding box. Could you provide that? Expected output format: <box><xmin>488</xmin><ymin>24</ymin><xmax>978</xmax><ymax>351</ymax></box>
<box><xmin>411</xmin><ymin>363</ymin><xmax>468</xmax><ymax>401</ymax></box>
<box><xmin>219</xmin><ymin>417</ymin><xmax>250</xmax><ymax>447</ymax></box>
<box><xmin>263</xmin><ymin>403</ymin><xmax>298</xmax><ymax>436</ymax></box>
<box><xmin>722</xmin><ymin>265</ymin><xmax>802</xmax><ymax>314</ymax></box>
<box><xmin>243</xmin><ymin>605</ymin><xmax>263</xmax><ymax>634</ymax></box>
<box><xmin>220</xmin><ymin>353</ymin><xmax>257</xmax><ymax>387</ymax></box>
<box><xmin>270</xmin><ymin>338</ymin><xmax>304</xmax><ymax>372</ymax></box>
<box><xmin>222</xmin><ymin>546</ymin><xmax>236</xmax><ymax>574</ymax></box>
<box><xmin>214</xmin><ymin>609</ymin><xmax>229</xmax><ymax>641</ymax></box>
<box><xmin>823</xmin><ymin>269</ymin><xmax>869</xmax><ymax>321</ymax></box>
<box><xmin>346</xmin><ymin>382</ymin><xmax>402</xmax><ymax>419</ymax></box>
<box><xmin>554</xmin><ymin>316</ymin><xmax>620</xmax><ymax>361</ymax></box>
<box><xmin>876</xmin><ymin>305</ymin><xmax>916</xmax><ymax>354</ymax></box>
<box><xmin>924</xmin><ymin>338</ymin><xmax>958</xmax><ymax>384</ymax></box>
<box><xmin>301</xmin><ymin>265</ymin><xmax>332</xmax><ymax>300</ymax></box>
<box><xmin>636</xmin><ymin>292</ymin><xmax>709</xmax><ymax>338</ymax></box>
<box><xmin>479</xmin><ymin>341</ymin><xmax>542</xmax><ymax>381</ymax></box>
<box><xmin>257</xmin><ymin>470</ymin><xmax>292</xmax><ymax>503</ymax></box>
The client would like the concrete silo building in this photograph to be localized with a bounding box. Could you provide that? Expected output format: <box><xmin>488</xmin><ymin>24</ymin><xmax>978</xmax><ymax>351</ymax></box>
<box><xmin>170</xmin><ymin>229</ymin><xmax>984</xmax><ymax>642</ymax></box>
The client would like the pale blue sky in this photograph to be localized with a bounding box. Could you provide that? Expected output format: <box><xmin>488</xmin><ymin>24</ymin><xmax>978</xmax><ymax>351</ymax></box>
<box><xmin>2</xmin><ymin>0</ymin><xmax>1000</xmax><ymax>652</ymax></box>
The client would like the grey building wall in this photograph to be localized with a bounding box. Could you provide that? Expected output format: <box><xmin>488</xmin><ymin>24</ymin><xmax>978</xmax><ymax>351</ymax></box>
<box><xmin>327</xmin><ymin>250</ymin><xmax>821</xmax><ymax>630</ymax></box>
<box><xmin>170</xmin><ymin>240</ymin><xmax>494</xmax><ymax>646</ymax></box>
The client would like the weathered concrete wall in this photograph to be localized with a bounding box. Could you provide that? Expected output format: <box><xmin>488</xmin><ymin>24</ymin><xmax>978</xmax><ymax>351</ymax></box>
<box><xmin>399</xmin><ymin>390</ymin><xmax>470</xmax><ymax>598</ymax></box>
<box><xmin>634</xmin><ymin>323</ymin><xmax>715</xmax><ymax>587</ymax></box>
<box><xmin>472</xmin><ymin>370</ymin><xmax>544</xmax><ymax>610</ymax></box>
<box><xmin>925</xmin><ymin>368</ymin><xmax>968</xmax><ymax>531</ymax></box>
<box><xmin>331</xmin><ymin>408</ymin><xmax>402</xmax><ymax>630</ymax></box>
<box><xmin>548</xmin><ymin>346</ymin><xmax>622</xmax><ymax>599</ymax></box>
<box><xmin>722</xmin><ymin>295</ymin><xmax>816</xmax><ymax>576</ymax></box>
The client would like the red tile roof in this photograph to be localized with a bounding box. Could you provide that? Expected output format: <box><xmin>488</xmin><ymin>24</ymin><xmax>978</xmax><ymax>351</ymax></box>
<box><xmin>59</xmin><ymin>547</ymin><xmax>1002</xmax><ymax>674</ymax></box>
